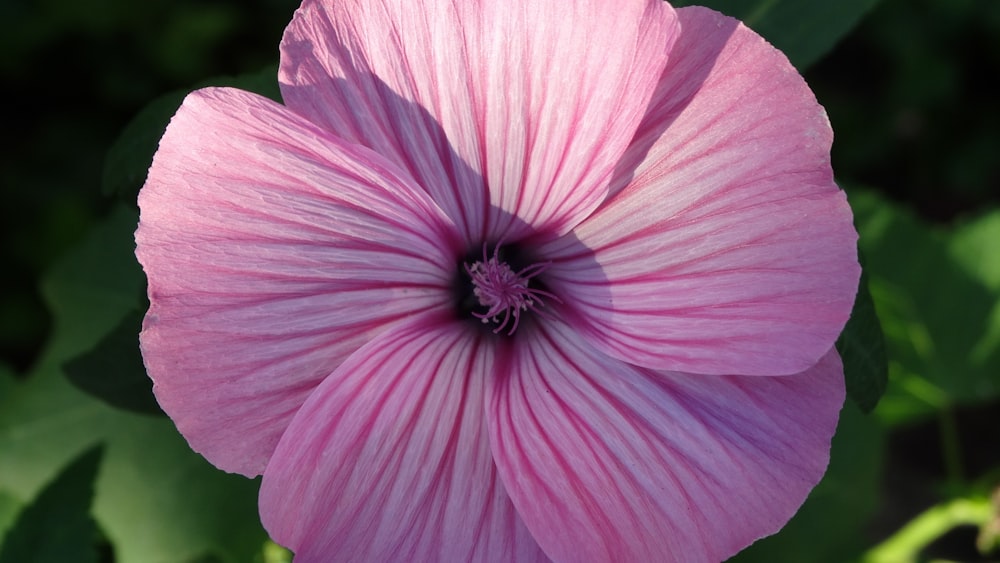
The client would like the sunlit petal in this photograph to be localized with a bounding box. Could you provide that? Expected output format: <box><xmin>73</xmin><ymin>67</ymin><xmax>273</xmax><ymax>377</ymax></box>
<box><xmin>259</xmin><ymin>317</ymin><xmax>548</xmax><ymax>562</ymax></box>
<box><xmin>137</xmin><ymin>87</ymin><xmax>457</xmax><ymax>475</ymax></box>
<box><xmin>543</xmin><ymin>7</ymin><xmax>858</xmax><ymax>376</ymax></box>
<box><xmin>487</xmin><ymin>321</ymin><xmax>844</xmax><ymax>562</ymax></box>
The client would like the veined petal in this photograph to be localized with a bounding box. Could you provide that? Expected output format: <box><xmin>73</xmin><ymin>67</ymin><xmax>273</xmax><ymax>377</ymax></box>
<box><xmin>279</xmin><ymin>0</ymin><xmax>678</xmax><ymax>243</ymax></box>
<box><xmin>486</xmin><ymin>322</ymin><xmax>845</xmax><ymax>563</ymax></box>
<box><xmin>543</xmin><ymin>7</ymin><xmax>859</xmax><ymax>375</ymax></box>
<box><xmin>136</xmin><ymin>87</ymin><xmax>458</xmax><ymax>476</ymax></box>
<box><xmin>259</xmin><ymin>316</ymin><xmax>548</xmax><ymax>563</ymax></box>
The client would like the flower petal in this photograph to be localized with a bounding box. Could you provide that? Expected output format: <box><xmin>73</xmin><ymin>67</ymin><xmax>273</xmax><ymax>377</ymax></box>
<box><xmin>259</xmin><ymin>317</ymin><xmax>548</xmax><ymax>562</ymax></box>
<box><xmin>487</xmin><ymin>322</ymin><xmax>845</xmax><ymax>562</ymax></box>
<box><xmin>279</xmin><ymin>0</ymin><xmax>677</xmax><ymax>242</ymax></box>
<box><xmin>542</xmin><ymin>7</ymin><xmax>859</xmax><ymax>375</ymax></box>
<box><xmin>136</xmin><ymin>87</ymin><xmax>458</xmax><ymax>476</ymax></box>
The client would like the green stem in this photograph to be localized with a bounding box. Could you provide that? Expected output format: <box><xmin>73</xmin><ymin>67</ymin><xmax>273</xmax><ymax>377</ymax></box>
<box><xmin>862</xmin><ymin>497</ymin><xmax>992</xmax><ymax>563</ymax></box>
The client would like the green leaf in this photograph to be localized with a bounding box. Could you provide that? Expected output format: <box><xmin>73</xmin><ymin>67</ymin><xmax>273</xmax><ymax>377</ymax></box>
<box><xmin>672</xmin><ymin>0</ymin><xmax>880</xmax><ymax>69</ymax></box>
<box><xmin>48</xmin><ymin>203</ymin><xmax>154</xmax><ymax>414</ymax></box>
<box><xmin>837</xmin><ymin>265</ymin><xmax>889</xmax><ymax>413</ymax></box>
<box><xmin>63</xmin><ymin>311</ymin><xmax>163</xmax><ymax>416</ymax></box>
<box><xmin>0</xmin><ymin>492</ymin><xmax>22</xmax><ymax>548</ymax></box>
<box><xmin>102</xmin><ymin>64</ymin><xmax>281</xmax><ymax>201</ymax></box>
<box><xmin>848</xmin><ymin>189</ymin><xmax>1000</xmax><ymax>425</ymax></box>
<box><xmin>949</xmin><ymin>210</ymin><xmax>1000</xmax><ymax>378</ymax></box>
<box><xmin>0</xmin><ymin>446</ymin><xmax>104</xmax><ymax>563</ymax></box>
<box><xmin>0</xmin><ymin>368</ymin><xmax>267</xmax><ymax>563</ymax></box>
<box><xmin>950</xmin><ymin>209</ymin><xmax>1000</xmax><ymax>291</ymax></box>
<box><xmin>40</xmin><ymin>204</ymin><xmax>145</xmax><ymax>365</ymax></box>
<box><xmin>0</xmin><ymin>210</ymin><xmax>267</xmax><ymax>563</ymax></box>
<box><xmin>101</xmin><ymin>89</ymin><xmax>188</xmax><ymax>199</ymax></box>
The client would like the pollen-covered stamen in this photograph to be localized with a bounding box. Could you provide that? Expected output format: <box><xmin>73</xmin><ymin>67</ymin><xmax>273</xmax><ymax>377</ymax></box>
<box><xmin>465</xmin><ymin>244</ymin><xmax>557</xmax><ymax>335</ymax></box>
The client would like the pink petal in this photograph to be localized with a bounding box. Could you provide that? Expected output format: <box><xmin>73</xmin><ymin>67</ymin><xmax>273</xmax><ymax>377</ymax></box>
<box><xmin>279</xmin><ymin>0</ymin><xmax>678</xmax><ymax>243</ymax></box>
<box><xmin>486</xmin><ymin>322</ymin><xmax>845</xmax><ymax>563</ymax></box>
<box><xmin>136</xmin><ymin>87</ymin><xmax>458</xmax><ymax>476</ymax></box>
<box><xmin>259</xmin><ymin>317</ymin><xmax>548</xmax><ymax>562</ymax></box>
<box><xmin>541</xmin><ymin>7</ymin><xmax>859</xmax><ymax>375</ymax></box>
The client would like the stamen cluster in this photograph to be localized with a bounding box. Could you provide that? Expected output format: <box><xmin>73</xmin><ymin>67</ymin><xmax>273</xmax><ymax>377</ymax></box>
<box><xmin>465</xmin><ymin>245</ymin><xmax>556</xmax><ymax>335</ymax></box>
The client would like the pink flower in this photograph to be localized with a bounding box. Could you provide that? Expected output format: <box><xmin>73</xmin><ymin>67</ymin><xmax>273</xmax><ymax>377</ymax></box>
<box><xmin>136</xmin><ymin>0</ymin><xmax>860</xmax><ymax>561</ymax></box>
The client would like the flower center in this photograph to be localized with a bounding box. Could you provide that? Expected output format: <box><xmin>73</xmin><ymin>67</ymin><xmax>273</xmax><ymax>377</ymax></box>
<box><xmin>462</xmin><ymin>243</ymin><xmax>556</xmax><ymax>335</ymax></box>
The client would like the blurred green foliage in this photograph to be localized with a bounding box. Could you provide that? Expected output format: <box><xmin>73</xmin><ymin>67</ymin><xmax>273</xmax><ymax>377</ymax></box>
<box><xmin>0</xmin><ymin>207</ymin><xmax>268</xmax><ymax>562</ymax></box>
<box><xmin>0</xmin><ymin>446</ymin><xmax>103</xmax><ymax>563</ymax></box>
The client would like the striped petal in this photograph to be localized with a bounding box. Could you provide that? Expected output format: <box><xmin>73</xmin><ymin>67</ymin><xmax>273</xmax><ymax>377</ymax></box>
<box><xmin>136</xmin><ymin>87</ymin><xmax>457</xmax><ymax>476</ymax></box>
<box><xmin>542</xmin><ymin>7</ymin><xmax>859</xmax><ymax>375</ymax></box>
<box><xmin>259</xmin><ymin>316</ymin><xmax>548</xmax><ymax>562</ymax></box>
<box><xmin>279</xmin><ymin>0</ymin><xmax>677</xmax><ymax>243</ymax></box>
<box><xmin>486</xmin><ymin>321</ymin><xmax>845</xmax><ymax>563</ymax></box>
